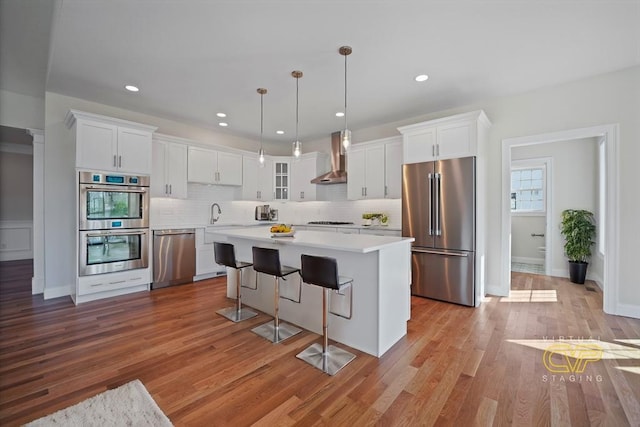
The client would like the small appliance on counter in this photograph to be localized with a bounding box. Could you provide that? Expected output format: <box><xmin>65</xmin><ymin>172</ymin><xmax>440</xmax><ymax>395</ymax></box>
<box><xmin>255</xmin><ymin>205</ymin><xmax>278</xmax><ymax>221</ymax></box>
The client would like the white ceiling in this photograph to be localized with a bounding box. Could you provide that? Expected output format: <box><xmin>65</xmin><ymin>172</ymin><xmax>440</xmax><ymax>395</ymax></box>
<box><xmin>2</xmin><ymin>1</ymin><xmax>639</xmax><ymax>144</ymax></box>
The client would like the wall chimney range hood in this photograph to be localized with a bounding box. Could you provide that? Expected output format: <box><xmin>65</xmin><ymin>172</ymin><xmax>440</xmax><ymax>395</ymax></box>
<box><xmin>311</xmin><ymin>131</ymin><xmax>347</xmax><ymax>184</ymax></box>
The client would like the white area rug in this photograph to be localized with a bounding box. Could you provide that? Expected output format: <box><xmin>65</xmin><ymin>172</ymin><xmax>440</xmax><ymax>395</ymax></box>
<box><xmin>25</xmin><ymin>379</ymin><xmax>173</xmax><ymax>426</ymax></box>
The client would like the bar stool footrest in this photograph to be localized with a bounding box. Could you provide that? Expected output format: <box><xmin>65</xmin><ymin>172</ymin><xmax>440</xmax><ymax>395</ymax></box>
<box><xmin>216</xmin><ymin>306</ymin><xmax>258</xmax><ymax>323</ymax></box>
<box><xmin>296</xmin><ymin>342</ymin><xmax>356</xmax><ymax>375</ymax></box>
<box><xmin>252</xmin><ymin>321</ymin><xmax>301</xmax><ymax>343</ymax></box>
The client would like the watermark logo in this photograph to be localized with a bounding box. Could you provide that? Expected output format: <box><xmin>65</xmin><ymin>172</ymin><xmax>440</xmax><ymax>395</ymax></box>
<box><xmin>542</xmin><ymin>342</ymin><xmax>603</xmax><ymax>374</ymax></box>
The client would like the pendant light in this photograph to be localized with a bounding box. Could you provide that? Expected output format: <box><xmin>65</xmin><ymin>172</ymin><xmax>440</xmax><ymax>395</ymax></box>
<box><xmin>257</xmin><ymin>88</ymin><xmax>267</xmax><ymax>167</ymax></box>
<box><xmin>291</xmin><ymin>70</ymin><xmax>303</xmax><ymax>159</ymax></box>
<box><xmin>339</xmin><ymin>46</ymin><xmax>352</xmax><ymax>153</ymax></box>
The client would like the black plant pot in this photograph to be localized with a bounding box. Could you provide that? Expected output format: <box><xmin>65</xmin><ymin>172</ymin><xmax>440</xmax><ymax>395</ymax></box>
<box><xmin>569</xmin><ymin>261</ymin><xmax>588</xmax><ymax>284</ymax></box>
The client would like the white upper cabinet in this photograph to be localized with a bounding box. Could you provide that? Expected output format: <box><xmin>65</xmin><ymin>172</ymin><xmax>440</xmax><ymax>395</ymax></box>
<box><xmin>384</xmin><ymin>138</ymin><xmax>402</xmax><ymax>199</ymax></box>
<box><xmin>398</xmin><ymin>110</ymin><xmax>490</xmax><ymax>164</ymax></box>
<box><xmin>66</xmin><ymin>110</ymin><xmax>157</xmax><ymax>174</ymax></box>
<box><xmin>187</xmin><ymin>146</ymin><xmax>242</xmax><ymax>186</ymax></box>
<box><xmin>242</xmin><ymin>155</ymin><xmax>273</xmax><ymax>201</ymax></box>
<box><xmin>290</xmin><ymin>152</ymin><xmax>329</xmax><ymax>201</ymax></box>
<box><xmin>151</xmin><ymin>135</ymin><xmax>188</xmax><ymax>198</ymax></box>
<box><xmin>348</xmin><ymin>137</ymin><xmax>399</xmax><ymax>200</ymax></box>
<box><xmin>272</xmin><ymin>158</ymin><xmax>290</xmax><ymax>201</ymax></box>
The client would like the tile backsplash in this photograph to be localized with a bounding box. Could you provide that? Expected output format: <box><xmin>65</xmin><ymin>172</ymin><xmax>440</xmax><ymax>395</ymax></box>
<box><xmin>150</xmin><ymin>183</ymin><xmax>402</xmax><ymax>228</ymax></box>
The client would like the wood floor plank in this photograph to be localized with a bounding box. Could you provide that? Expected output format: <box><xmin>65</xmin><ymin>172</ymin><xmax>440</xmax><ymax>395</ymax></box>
<box><xmin>2</xmin><ymin>262</ymin><xmax>639</xmax><ymax>426</ymax></box>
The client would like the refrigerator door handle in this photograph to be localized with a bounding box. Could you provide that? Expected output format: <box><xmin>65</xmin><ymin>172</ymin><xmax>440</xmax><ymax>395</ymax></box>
<box><xmin>411</xmin><ymin>248</ymin><xmax>469</xmax><ymax>257</ymax></box>
<box><xmin>427</xmin><ymin>173</ymin><xmax>433</xmax><ymax>236</ymax></box>
<box><xmin>434</xmin><ymin>172</ymin><xmax>441</xmax><ymax>236</ymax></box>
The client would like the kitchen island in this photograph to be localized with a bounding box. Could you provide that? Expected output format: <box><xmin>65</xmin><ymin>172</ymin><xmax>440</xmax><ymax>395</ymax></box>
<box><xmin>207</xmin><ymin>226</ymin><xmax>414</xmax><ymax>357</ymax></box>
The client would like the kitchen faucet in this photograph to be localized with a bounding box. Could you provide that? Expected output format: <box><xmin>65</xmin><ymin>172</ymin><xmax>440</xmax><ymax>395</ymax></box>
<box><xmin>210</xmin><ymin>203</ymin><xmax>222</xmax><ymax>224</ymax></box>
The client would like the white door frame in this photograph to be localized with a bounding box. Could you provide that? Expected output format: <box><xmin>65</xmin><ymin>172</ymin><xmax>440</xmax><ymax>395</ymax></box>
<box><xmin>27</xmin><ymin>128</ymin><xmax>45</xmax><ymax>295</ymax></box>
<box><xmin>501</xmin><ymin>124</ymin><xmax>619</xmax><ymax>315</ymax></box>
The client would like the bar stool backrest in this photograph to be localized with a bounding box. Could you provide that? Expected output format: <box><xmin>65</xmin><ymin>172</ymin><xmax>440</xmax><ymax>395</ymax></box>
<box><xmin>252</xmin><ymin>246</ymin><xmax>283</xmax><ymax>277</ymax></box>
<box><xmin>300</xmin><ymin>254</ymin><xmax>340</xmax><ymax>290</ymax></box>
<box><xmin>214</xmin><ymin>242</ymin><xmax>237</xmax><ymax>269</ymax></box>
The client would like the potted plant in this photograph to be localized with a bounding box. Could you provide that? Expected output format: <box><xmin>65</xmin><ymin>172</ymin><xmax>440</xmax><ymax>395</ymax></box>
<box><xmin>560</xmin><ymin>209</ymin><xmax>596</xmax><ymax>284</ymax></box>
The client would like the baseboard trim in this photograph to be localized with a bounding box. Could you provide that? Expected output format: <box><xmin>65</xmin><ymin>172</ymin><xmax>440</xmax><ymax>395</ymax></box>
<box><xmin>485</xmin><ymin>283</ymin><xmax>508</xmax><ymax>297</ymax></box>
<box><xmin>32</xmin><ymin>276</ymin><xmax>44</xmax><ymax>295</ymax></box>
<box><xmin>511</xmin><ymin>256</ymin><xmax>544</xmax><ymax>264</ymax></box>
<box><xmin>614</xmin><ymin>303</ymin><xmax>640</xmax><ymax>319</ymax></box>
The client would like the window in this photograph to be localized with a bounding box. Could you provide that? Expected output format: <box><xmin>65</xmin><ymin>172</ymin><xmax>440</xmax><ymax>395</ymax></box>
<box><xmin>511</xmin><ymin>167</ymin><xmax>545</xmax><ymax>213</ymax></box>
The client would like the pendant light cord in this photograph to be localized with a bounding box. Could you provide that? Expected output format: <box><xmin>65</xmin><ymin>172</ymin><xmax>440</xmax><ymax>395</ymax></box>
<box><xmin>344</xmin><ymin>52</ymin><xmax>348</xmax><ymax>130</ymax></box>
<box><xmin>295</xmin><ymin>75</ymin><xmax>299</xmax><ymax>143</ymax></box>
<box><xmin>260</xmin><ymin>92</ymin><xmax>264</xmax><ymax>149</ymax></box>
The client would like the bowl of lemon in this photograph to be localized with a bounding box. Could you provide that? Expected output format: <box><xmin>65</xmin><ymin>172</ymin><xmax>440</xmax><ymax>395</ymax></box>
<box><xmin>270</xmin><ymin>224</ymin><xmax>295</xmax><ymax>237</ymax></box>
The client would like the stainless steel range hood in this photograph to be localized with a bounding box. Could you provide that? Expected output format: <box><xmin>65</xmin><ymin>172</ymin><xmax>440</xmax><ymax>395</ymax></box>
<box><xmin>311</xmin><ymin>131</ymin><xmax>347</xmax><ymax>184</ymax></box>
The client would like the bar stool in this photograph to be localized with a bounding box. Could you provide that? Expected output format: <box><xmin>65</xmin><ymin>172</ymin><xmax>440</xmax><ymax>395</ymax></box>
<box><xmin>251</xmin><ymin>246</ymin><xmax>302</xmax><ymax>343</ymax></box>
<box><xmin>296</xmin><ymin>254</ymin><xmax>355</xmax><ymax>375</ymax></box>
<box><xmin>214</xmin><ymin>242</ymin><xmax>258</xmax><ymax>322</ymax></box>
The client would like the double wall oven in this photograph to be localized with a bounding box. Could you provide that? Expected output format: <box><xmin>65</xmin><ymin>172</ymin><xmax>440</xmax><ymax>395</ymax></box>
<box><xmin>78</xmin><ymin>171</ymin><xmax>150</xmax><ymax>276</ymax></box>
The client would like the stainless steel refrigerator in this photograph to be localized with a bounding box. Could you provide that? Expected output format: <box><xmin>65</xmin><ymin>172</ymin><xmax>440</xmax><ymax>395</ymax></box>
<box><xmin>402</xmin><ymin>157</ymin><xmax>476</xmax><ymax>306</ymax></box>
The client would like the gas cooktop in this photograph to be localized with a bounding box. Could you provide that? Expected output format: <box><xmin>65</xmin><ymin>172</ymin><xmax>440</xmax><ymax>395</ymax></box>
<box><xmin>307</xmin><ymin>221</ymin><xmax>355</xmax><ymax>225</ymax></box>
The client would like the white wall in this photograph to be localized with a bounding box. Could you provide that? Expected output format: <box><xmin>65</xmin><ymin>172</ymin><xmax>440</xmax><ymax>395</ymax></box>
<box><xmin>0</xmin><ymin>151</ymin><xmax>33</xmax><ymax>220</ymax></box>
<box><xmin>0</xmin><ymin>89</ymin><xmax>45</xmax><ymax>129</ymax></box>
<box><xmin>511</xmin><ymin>216</ymin><xmax>546</xmax><ymax>261</ymax></box>
<box><xmin>511</xmin><ymin>138</ymin><xmax>600</xmax><ymax>280</ymax></box>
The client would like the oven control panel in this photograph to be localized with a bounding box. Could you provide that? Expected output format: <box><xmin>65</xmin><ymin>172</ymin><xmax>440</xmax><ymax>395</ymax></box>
<box><xmin>80</xmin><ymin>171</ymin><xmax>149</xmax><ymax>187</ymax></box>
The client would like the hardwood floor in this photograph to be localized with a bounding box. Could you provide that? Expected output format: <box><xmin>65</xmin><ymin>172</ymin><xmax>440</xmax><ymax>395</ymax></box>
<box><xmin>1</xmin><ymin>260</ymin><xmax>639</xmax><ymax>426</ymax></box>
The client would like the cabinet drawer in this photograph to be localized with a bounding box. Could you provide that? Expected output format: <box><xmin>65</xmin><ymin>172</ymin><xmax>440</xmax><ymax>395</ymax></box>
<box><xmin>78</xmin><ymin>270</ymin><xmax>149</xmax><ymax>295</ymax></box>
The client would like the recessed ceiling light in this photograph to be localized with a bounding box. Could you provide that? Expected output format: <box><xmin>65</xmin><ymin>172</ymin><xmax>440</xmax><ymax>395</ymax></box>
<box><xmin>125</xmin><ymin>85</ymin><xmax>139</xmax><ymax>92</ymax></box>
<box><xmin>414</xmin><ymin>74</ymin><xmax>429</xmax><ymax>82</ymax></box>
<box><xmin>219</xmin><ymin>122</ymin><xmax>228</xmax><ymax>127</ymax></box>
<box><xmin>276</xmin><ymin>130</ymin><xmax>284</xmax><ymax>135</ymax></box>
<box><xmin>336</xmin><ymin>112</ymin><xmax>345</xmax><ymax>117</ymax></box>
<box><xmin>216</xmin><ymin>113</ymin><xmax>226</xmax><ymax>118</ymax></box>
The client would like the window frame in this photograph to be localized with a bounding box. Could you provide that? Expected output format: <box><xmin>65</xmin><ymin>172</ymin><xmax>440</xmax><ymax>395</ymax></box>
<box><xmin>510</xmin><ymin>162</ymin><xmax>547</xmax><ymax>216</ymax></box>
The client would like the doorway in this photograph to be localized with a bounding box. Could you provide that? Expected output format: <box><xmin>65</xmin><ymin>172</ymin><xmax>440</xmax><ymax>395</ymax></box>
<box><xmin>509</xmin><ymin>156</ymin><xmax>552</xmax><ymax>276</ymax></box>
<box><xmin>501</xmin><ymin>124</ymin><xmax>620</xmax><ymax>315</ymax></box>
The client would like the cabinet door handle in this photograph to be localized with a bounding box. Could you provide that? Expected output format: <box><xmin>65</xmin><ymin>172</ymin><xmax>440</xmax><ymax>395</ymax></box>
<box><xmin>169</xmin><ymin>184</ymin><xmax>172</xmax><ymax>194</ymax></box>
<box><xmin>432</xmin><ymin>145</ymin><xmax>435</xmax><ymax>157</ymax></box>
<box><xmin>113</xmin><ymin>155</ymin><xmax>117</xmax><ymax>167</ymax></box>
<box><xmin>385</xmin><ymin>185</ymin><xmax>388</xmax><ymax>197</ymax></box>
<box><xmin>165</xmin><ymin>184</ymin><xmax>168</xmax><ymax>194</ymax></box>
<box><xmin>118</xmin><ymin>156</ymin><xmax>122</xmax><ymax>168</ymax></box>
<box><xmin>364</xmin><ymin>187</ymin><xmax>368</xmax><ymax>197</ymax></box>
<box><xmin>361</xmin><ymin>187</ymin><xmax>365</xmax><ymax>196</ymax></box>
<box><xmin>436</xmin><ymin>144</ymin><xmax>440</xmax><ymax>157</ymax></box>
<box><xmin>300</xmin><ymin>191</ymin><xmax>304</xmax><ymax>199</ymax></box>
<box><xmin>257</xmin><ymin>190</ymin><xmax>260</xmax><ymax>199</ymax></box>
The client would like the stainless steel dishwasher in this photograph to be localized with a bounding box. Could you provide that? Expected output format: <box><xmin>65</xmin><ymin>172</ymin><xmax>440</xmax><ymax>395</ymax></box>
<box><xmin>152</xmin><ymin>229</ymin><xmax>196</xmax><ymax>289</ymax></box>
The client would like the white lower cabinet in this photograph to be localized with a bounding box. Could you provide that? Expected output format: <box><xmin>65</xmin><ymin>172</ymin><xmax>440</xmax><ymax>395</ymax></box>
<box><xmin>359</xmin><ymin>228</ymin><xmax>402</xmax><ymax>237</ymax></box>
<box><xmin>75</xmin><ymin>269</ymin><xmax>150</xmax><ymax>303</ymax></box>
<box><xmin>195</xmin><ymin>228</ymin><xmax>226</xmax><ymax>278</ymax></box>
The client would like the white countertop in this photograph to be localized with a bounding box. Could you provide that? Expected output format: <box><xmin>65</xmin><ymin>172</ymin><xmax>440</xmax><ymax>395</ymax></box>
<box><xmin>151</xmin><ymin>222</ymin><xmax>275</xmax><ymax>230</ymax></box>
<box><xmin>299</xmin><ymin>223</ymin><xmax>401</xmax><ymax>231</ymax></box>
<box><xmin>208</xmin><ymin>226</ymin><xmax>413</xmax><ymax>254</ymax></box>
